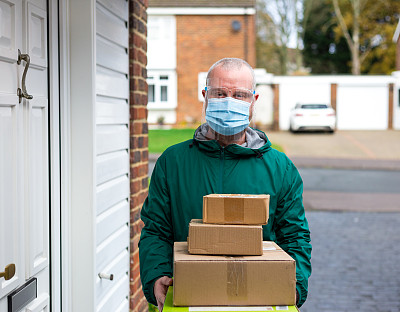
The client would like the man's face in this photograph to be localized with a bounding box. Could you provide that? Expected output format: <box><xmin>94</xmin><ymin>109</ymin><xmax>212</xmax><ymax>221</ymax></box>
<box><xmin>202</xmin><ymin>65</ymin><xmax>259</xmax><ymax>119</ymax></box>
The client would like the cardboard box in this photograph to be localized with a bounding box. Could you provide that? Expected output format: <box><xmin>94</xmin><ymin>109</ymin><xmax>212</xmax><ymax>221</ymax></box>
<box><xmin>173</xmin><ymin>241</ymin><xmax>296</xmax><ymax>307</ymax></box>
<box><xmin>203</xmin><ymin>194</ymin><xmax>270</xmax><ymax>225</ymax></box>
<box><xmin>164</xmin><ymin>286</ymin><xmax>300</xmax><ymax>312</ymax></box>
<box><xmin>188</xmin><ymin>219</ymin><xmax>263</xmax><ymax>256</ymax></box>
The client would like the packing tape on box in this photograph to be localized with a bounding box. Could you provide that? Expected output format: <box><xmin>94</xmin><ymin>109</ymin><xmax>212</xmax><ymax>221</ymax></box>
<box><xmin>227</xmin><ymin>259</ymin><xmax>247</xmax><ymax>300</ymax></box>
<box><xmin>224</xmin><ymin>198</ymin><xmax>245</xmax><ymax>223</ymax></box>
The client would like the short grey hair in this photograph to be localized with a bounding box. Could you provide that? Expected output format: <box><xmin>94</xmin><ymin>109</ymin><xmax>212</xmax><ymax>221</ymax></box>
<box><xmin>206</xmin><ymin>58</ymin><xmax>256</xmax><ymax>90</ymax></box>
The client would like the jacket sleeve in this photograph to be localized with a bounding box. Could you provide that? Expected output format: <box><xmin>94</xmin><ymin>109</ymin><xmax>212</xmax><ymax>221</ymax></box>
<box><xmin>139</xmin><ymin>155</ymin><xmax>174</xmax><ymax>305</ymax></box>
<box><xmin>274</xmin><ymin>160</ymin><xmax>312</xmax><ymax>307</ymax></box>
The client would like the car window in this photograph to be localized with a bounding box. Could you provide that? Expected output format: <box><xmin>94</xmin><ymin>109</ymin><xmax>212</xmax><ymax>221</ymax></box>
<box><xmin>300</xmin><ymin>104</ymin><xmax>328</xmax><ymax>109</ymax></box>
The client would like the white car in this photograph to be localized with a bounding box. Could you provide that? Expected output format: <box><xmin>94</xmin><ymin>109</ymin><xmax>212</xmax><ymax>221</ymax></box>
<box><xmin>289</xmin><ymin>103</ymin><xmax>336</xmax><ymax>133</ymax></box>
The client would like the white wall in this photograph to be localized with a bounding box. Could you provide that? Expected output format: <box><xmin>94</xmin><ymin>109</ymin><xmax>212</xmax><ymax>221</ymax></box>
<box><xmin>147</xmin><ymin>15</ymin><xmax>176</xmax><ymax>70</ymax></box>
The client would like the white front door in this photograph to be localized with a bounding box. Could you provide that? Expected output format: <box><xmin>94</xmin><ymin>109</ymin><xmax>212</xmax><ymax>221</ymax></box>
<box><xmin>0</xmin><ymin>0</ymin><xmax>50</xmax><ymax>310</ymax></box>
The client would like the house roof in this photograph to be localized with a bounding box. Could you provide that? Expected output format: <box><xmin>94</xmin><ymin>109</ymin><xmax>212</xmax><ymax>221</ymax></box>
<box><xmin>148</xmin><ymin>0</ymin><xmax>255</xmax><ymax>8</ymax></box>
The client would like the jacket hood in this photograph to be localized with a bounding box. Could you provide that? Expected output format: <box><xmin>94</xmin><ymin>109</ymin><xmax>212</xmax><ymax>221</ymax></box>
<box><xmin>193</xmin><ymin>123</ymin><xmax>272</xmax><ymax>158</ymax></box>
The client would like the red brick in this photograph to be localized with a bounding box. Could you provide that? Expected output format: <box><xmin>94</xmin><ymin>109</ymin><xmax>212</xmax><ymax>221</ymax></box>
<box><xmin>132</xmin><ymin>220</ymin><xmax>144</xmax><ymax>236</ymax></box>
<box><xmin>131</xmin><ymin>207</ymin><xmax>141</xmax><ymax>223</ymax></box>
<box><xmin>131</xmin><ymin>234</ymin><xmax>141</xmax><ymax>253</ymax></box>
<box><xmin>129</xmin><ymin>287</ymin><xmax>145</xmax><ymax>311</ymax></box>
<box><xmin>130</xmin><ymin>136</ymin><xmax>138</xmax><ymax>149</ymax></box>
<box><xmin>130</xmin><ymin>276</ymin><xmax>142</xmax><ymax>295</ymax></box>
<box><xmin>142</xmin><ymin>136</ymin><xmax>148</xmax><ymax>148</ymax></box>
<box><xmin>131</xmin><ymin>179</ymin><xmax>141</xmax><ymax>194</ymax></box>
<box><xmin>132</xmin><ymin>248</ymin><xmax>140</xmax><ymax>265</ymax></box>
<box><xmin>131</xmin><ymin>163</ymin><xmax>147</xmax><ymax>179</ymax></box>
<box><xmin>131</xmin><ymin>150</ymin><xmax>141</xmax><ymax>163</ymax></box>
<box><xmin>141</xmin><ymin>177</ymin><xmax>148</xmax><ymax>189</ymax></box>
<box><xmin>141</xmin><ymin>150</ymin><xmax>148</xmax><ymax>161</ymax></box>
<box><xmin>134</xmin><ymin>63</ymin><xmax>142</xmax><ymax>76</ymax></box>
<box><xmin>138</xmin><ymin>297</ymin><xmax>149</xmax><ymax>312</ymax></box>
<box><xmin>133</xmin><ymin>122</ymin><xmax>142</xmax><ymax>135</ymax></box>
<box><xmin>139</xmin><ymin>79</ymin><xmax>147</xmax><ymax>92</ymax></box>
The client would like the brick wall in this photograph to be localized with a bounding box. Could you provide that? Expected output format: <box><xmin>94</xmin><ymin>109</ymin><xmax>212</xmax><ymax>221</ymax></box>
<box><xmin>176</xmin><ymin>14</ymin><xmax>256</xmax><ymax>125</ymax></box>
<box><xmin>129</xmin><ymin>0</ymin><xmax>148</xmax><ymax>311</ymax></box>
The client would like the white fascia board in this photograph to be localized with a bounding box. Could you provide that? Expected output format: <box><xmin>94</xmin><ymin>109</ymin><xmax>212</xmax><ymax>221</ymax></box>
<box><xmin>148</xmin><ymin>7</ymin><xmax>256</xmax><ymax>16</ymax></box>
<box><xmin>273</xmin><ymin>75</ymin><xmax>395</xmax><ymax>86</ymax></box>
<box><xmin>393</xmin><ymin>19</ymin><xmax>400</xmax><ymax>43</ymax></box>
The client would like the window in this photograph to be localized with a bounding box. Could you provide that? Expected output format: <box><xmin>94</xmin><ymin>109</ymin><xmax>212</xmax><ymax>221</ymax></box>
<box><xmin>148</xmin><ymin>85</ymin><xmax>155</xmax><ymax>102</ymax></box>
<box><xmin>161</xmin><ymin>86</ymin><xmax>168</xmax><ymax>101</ymax></box>
<box><xmin>146</xmin><ymin>71</ymin><xmax>176</xmax><ymax>109</ymax></box>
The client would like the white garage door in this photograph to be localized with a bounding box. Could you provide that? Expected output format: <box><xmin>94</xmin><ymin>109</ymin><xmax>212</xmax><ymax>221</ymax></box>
<box><xmin>337</xmin><ymin>85</ymin><xmax>389</xmax><ymax>130</ymax></box>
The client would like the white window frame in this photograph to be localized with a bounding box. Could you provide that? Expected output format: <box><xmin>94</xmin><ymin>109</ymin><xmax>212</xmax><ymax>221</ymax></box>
<box><xmin>147</xmin><ymin>70</ymin><xmax>177</xmax><ymax>110</ymax></box>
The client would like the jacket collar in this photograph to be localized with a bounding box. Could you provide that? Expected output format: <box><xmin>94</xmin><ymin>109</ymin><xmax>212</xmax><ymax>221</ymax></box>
<box><xmin>192</xmin><ymin>124</ymin><xmax>272</xmax><ymax>158</ymax></box>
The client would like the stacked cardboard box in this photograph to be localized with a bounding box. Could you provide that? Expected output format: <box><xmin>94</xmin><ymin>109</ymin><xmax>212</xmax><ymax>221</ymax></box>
<box><xmin>188</xmin><ymin>194</ymin><xmax>270</xmax><ymax>256</ymax></box>
<box><xmin>173</xmin><ymin>194</ymin><xmax>297</xmax><ymax>307</ymax></box>
<box><xmin>174</xmin><ymin>241</ymin><xmax>296</xmax><ymax>306</ymax></box>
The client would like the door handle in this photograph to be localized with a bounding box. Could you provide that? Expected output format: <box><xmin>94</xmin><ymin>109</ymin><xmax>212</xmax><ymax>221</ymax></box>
<box><xmin>98</xmin><ymin>272</ymin><xmax>114</xmax><ymax>280</ymax></box>
<box><xmin>0</xmin><ymin>263</ymin><xmax>16</xmax><ymax>280</ymax></box>
<box><xmin>17</xmin><ymin>49</ymin><xmax>33</xmax><ymax>103</ymax></box>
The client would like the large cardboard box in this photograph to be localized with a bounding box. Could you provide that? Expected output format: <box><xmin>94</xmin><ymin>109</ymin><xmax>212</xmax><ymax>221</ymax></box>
<box><xmin>164</xmin><ymin>286</ymin><xmax>300</xmax><ymax>312</ymax></box>
<box><xmin>188</xmin><ymin>219</ymin><xmax>263</xmax><ymax>256</ymax></box>
<box><xmin>173</xmin><ymin>241</ymin><xmax>296</xmax><ymax>307</ymax></box>
<box><xmin>203</xmin><ymin>194</ymin><xmax>270</xmax><ymax>225</ymax></box>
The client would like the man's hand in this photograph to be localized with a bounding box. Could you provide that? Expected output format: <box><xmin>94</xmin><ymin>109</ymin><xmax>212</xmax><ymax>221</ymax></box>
<box><xmin>154</xmin><ymin>276</ymin><xmax>173</xmax><ymax>312</ymax></box>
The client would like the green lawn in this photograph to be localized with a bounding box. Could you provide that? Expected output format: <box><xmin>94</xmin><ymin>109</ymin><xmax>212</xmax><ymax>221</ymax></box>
<box><xmin>148</xmin><ymin>128</ymin><xmax>284</xmax><ymax>154</ymax></box>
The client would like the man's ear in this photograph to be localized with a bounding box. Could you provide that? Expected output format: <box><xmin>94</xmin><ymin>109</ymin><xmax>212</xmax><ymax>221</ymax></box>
<box><xmin>202</xmin><ymin>90</ymin><xmax>206</xmax><ymax>98</ymax></box>
<box><xmin>254</xmin><ymin>93</ymin><xmax>259</xmax><ymax>101</ymax></box>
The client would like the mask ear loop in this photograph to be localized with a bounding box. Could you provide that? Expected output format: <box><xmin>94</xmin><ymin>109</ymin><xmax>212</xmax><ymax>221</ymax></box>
<box><xmin>201</xmin><ymin>87</ymin><xmax>208</xmax><ymax>126</ymax></box>
<box><xmin>249</xmin><ymin>90</ymin><xmax>257</xmax><ymax>128</ymax></box>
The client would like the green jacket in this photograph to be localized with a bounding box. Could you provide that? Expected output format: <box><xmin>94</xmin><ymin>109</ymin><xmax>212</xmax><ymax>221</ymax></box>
<box><xmin>139</xmin><ymin>129</ymin><xmax>312</xmax><ymax>307</ymax></box>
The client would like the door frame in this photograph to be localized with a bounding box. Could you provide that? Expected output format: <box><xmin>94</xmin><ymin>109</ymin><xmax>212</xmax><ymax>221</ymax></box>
<box><xmin>58</xmin><ymin>0</ymin><xmax>73</xmax><ymax>310</ymax></box>
<box><xmin>48</xmin><ymin>0</ymin><xmax>62</xmax><ymax>310</ymax></box>
<box><xmin>48</xmin><ymin>0</ymin><xmax>61</xmax><ymax>309</ymax></box>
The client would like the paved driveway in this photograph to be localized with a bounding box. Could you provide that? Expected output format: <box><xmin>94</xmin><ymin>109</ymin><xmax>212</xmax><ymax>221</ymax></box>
<box><xmin>266</xmin><ymin>130</ymin><xmax>400</xmax><ymax>161</ymax></box>
<box><xmin>301</xmin><ymin>211</ymin><xmax>400</xmax><ymax>312</ymax></box>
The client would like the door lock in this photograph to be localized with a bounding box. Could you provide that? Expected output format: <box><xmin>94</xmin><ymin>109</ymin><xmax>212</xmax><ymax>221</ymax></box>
<box><xmin>0</xmin><ymin>263</ymin><xmax>16</xmax><ymax>280</ymax></box>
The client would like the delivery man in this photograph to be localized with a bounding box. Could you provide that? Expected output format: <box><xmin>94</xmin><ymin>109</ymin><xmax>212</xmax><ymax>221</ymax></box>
<box><xmin>139</xmin><ymin>58</ymin><xmax>312</xmax><ymax>311</ymax></box>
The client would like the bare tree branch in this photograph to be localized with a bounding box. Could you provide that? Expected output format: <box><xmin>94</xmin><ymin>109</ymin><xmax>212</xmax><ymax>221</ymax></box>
<box><xmin>332</xmin><ymin>0</ymin><xmax>354</xmax><ymax>51</ymax></box>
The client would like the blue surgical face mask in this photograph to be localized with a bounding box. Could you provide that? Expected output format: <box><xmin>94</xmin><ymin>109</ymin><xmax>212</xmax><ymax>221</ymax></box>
<box><xmin>205</xmin><ymin>97</ymin><xmax>251</xmax><ymax>136</ymax></box>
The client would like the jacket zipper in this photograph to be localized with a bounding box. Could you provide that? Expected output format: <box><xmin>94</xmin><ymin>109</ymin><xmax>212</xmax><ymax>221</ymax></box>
<box><xmin>219</xmin><ymin>148</ymin><xmax>224</xmax><ymax>193</ymax></box>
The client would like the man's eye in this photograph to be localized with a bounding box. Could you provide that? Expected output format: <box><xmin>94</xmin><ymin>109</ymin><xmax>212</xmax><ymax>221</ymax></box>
<box><xmin>235</xmin><ymin>92</ymin><xmax>247</xmax><ymax>99</ymax></box>
<box><xmin>215</xmin><ymin>90</ymin><xmax>227</xmax><ymax>97</ymax></box>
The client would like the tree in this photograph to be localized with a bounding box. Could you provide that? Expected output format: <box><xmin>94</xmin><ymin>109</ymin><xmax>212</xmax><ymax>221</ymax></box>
<box><xmin>361</xmin><ymin>23</ymin><xmax>398</xmax><ymax>74</ymax></box>
<box><xmin>302</xmin><ymin>0</ymin><xmax>351</xmax><ymax>73</ymax></box>
<box><xmin>256</xmin><ymin>0</ymin><xmax>284</xmax><ymax>74</ymax></box>
<box><xmin>256</xmin><ymin>0</ymin><xmax>306</xmax><ymax>75</ymax></box>
<box><xmin>332</xmin><ymin>0</ymin><xmax>400</xmax><ymax>74</ymax></box>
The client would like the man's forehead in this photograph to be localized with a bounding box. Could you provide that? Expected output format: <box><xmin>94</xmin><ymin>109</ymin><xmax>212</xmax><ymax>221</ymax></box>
<box><xmin>207</xmin><ymin>67</ymin><xmax>253</xmax><ymax>89</ymax></box>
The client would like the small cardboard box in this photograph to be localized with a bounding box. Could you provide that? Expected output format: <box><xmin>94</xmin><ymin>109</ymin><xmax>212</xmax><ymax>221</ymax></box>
<box><xmin>164</xmin><ymin>286</ymin><xmax>300</xmax><ymax>312</ymax></box>
<box><xmin>203</xmin><ymin>194</ymin><xmax>270</xmax><ymax>225</ymax></box>
<box><xmin>173</xmin><ymin>241</ymin><xmax>296</xmax><ymax>307</ymax></box>
<box><xmin>188</xmin><ymin>219</ymin><xmax>263</xmax><ymax>256</ymax></box>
